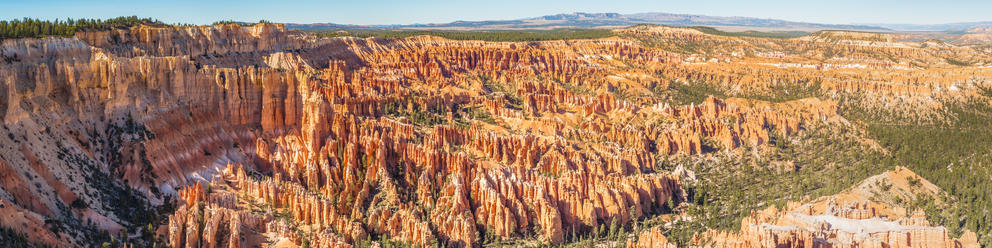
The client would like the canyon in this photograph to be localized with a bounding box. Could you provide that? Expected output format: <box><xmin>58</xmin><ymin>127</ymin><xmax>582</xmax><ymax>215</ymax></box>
<box><xmin>0</xmin><ymin>22</ymin><xmax>990</xmax><ymax>247</ymax></box>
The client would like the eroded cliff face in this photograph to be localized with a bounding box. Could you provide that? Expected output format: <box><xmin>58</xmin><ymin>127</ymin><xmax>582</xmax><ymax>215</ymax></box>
<box><xmin>1</xmin><ymin>23</ymin><xmax>988</xmax><ymax>247</ymax></box>
<box><xmin>0</xmin><ymin>23</ymin><xmax>688</xmax><ymax>247</ymax></box>
<box><xmin>0</xmin><ymin>24</ymin><xmax>310</xmax><ymax>247</ymax></box>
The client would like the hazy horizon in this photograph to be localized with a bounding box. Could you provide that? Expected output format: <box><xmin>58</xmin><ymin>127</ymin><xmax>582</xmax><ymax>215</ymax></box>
<box><xmin>1</xmin><ymin>0</ymin><xmax>989</xmax><ymax>26</ymax></box>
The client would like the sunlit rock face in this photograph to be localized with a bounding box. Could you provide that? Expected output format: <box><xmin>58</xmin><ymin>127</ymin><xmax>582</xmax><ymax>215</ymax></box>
<box><xmin>2</xmin><ymin>22</ymin><xmax>990</xmax><ymax>247</ymax></box>
<box><xmin>0</xmin><ymin>23</ymin><xmax>685</xmax><ymax>247</ymax></box>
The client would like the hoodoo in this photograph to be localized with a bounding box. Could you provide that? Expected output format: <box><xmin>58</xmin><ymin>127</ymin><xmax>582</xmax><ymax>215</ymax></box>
<box><xmin>1</xmin><ymin>13</ymin><xmax>990</xmax><ymax>247</ymax></box>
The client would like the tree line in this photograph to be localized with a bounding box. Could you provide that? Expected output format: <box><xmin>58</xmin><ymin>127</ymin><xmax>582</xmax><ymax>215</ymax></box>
<box><xmin>211</xmin><ymin>20</ymin><xmax>275</xmax><ymax>26</ymax></box>
<box><xmin>0</xmin><ymin>16</ymin><xmax>162</xmax><ymax>39</ymax></box>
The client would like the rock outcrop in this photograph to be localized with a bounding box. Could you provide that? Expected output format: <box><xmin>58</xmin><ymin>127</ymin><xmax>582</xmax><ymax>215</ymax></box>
<box><xmin>627</xmin><ymin>227</ymin><xmax>678</xmax><ymax>248</ymax></box>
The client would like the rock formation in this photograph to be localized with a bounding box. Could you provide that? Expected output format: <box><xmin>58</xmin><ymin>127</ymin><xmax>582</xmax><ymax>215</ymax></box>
<box><xmin>0</xmin><ymin>21</ymin><xmax>989</xmax><ymax>247</ymax></box>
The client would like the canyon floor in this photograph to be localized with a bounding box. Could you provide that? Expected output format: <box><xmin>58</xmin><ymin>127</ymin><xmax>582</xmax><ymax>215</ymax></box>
<box><xmin>0</xmin><ymin>23</ymin><xmax>990</xmax><ymax>247</ymax></box>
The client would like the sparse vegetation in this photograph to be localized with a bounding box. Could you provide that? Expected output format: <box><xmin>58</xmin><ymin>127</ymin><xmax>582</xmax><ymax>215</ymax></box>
<box><xmin>0</xmin><ymin>227</ymin><xmax>39</xmax><ymax>248</ymax></box>
<box><xmin>688</xmin><ymin>26</ymin><xmax>808</xmax><ymax>39</ymax></box>
<box><xmin>857</xmin><ymin>102</ymin><xmax>992</xmax><ymax>245</ymax></box>
<box><xmin>945</xmin><ymin>58</ymin><xmax>973</xmax><ymax>66</ymax></box>
<box><xmin>659</xmin><ymin>124</ymin><xmax>889</xmax><ymax>245</ymax></box>
<box><xmin>655</xmin><ymin>80</ymin><xmax>726</xmax><ymax>105</ymax></box>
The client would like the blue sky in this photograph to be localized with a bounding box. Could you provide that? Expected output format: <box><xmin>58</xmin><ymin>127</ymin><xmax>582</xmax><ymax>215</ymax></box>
<box><xmin>0</xmin><ymin>0</ymin><xmax>987</xmax><ymax>25</ymax></box>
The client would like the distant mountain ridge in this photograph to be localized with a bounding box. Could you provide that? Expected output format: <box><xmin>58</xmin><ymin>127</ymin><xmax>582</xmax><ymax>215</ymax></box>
<box><xmin>285</xmin><ymin>12</ymin><xmax>992</xmax><ymax>33</ymax></box>
<box><xmin>859</xmin><ymin>22</ymin><xmax>992</xmax><ymax>31</ymax></box>
<box><xmin>287</xmin><ymin>12</ymin><xmax>891</xmax><ymax>31</ymax></box>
